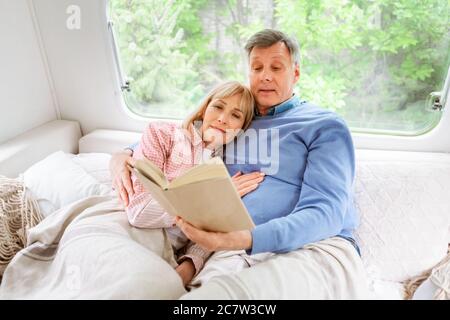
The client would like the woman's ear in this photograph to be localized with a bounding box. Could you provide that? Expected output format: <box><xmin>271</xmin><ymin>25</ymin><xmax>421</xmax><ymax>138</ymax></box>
<box><xmin>201</xmin><ymin>98</ymin><xmax>212</xmax><ymax>119</ymax></box>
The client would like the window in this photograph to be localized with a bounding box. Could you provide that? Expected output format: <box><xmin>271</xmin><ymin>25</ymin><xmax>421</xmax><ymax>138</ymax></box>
<box><xmin>108</xmin><ymin>0</ymin><xmax>450</xmax><ymax>135</ymax></box>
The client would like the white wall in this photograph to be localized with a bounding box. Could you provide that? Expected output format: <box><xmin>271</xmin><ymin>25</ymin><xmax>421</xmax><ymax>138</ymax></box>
<box><xmin>0</xmin><ymin>0</ymin><xmax>57</xmax><ymax>144</ymax></box>
<box><xmin>30</xmin><ymin>0</ymin><xmax>147</xmax><ymax>137</ymax></box>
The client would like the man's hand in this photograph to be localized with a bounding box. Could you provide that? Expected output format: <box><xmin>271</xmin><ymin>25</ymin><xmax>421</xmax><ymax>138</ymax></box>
<box><xmin>175</xmin><ymin>217</ymin><xmax>253</xmax><ymax>252</ymax></box>
<box><xmin>231</xmin><ymin>171</ymin><xmax>265</xmax><ymax>197</ymax></box>
<box><xmin>109</xmin><ymin>150</ymin><xmax>135</xmax><ymax>206</ymax></box>
<box><xmin>175</xmin><ymin>259</ymin><xmax>196</xmax><ymax>287</ymax></box>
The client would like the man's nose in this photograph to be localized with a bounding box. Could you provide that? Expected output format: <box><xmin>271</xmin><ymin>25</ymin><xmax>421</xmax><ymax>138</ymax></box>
<box><xmin>261</xmin><ymin>69</ymin><xmax>273</xmax><ymax>82</ymax></box>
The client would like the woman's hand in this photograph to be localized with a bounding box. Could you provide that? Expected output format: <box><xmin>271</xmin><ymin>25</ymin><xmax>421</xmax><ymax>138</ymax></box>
<box><xmin>175</xmin><ymin>259</ymin><xmax>196</xmax><ymax>286</ymax></box>
<box><xmin>109</xmin><ymin>150</ymin><xmax>136</xmax><ymax>206</ymax></box>
<box><xmin>175</xmin><ymin>217</ymin><xmax>253</xmax><ymax>252</ymax></box>
<box><xmin>231</xmin><ymin>171</ymin><xmax>265</xmax><ymax>197</ymax></box>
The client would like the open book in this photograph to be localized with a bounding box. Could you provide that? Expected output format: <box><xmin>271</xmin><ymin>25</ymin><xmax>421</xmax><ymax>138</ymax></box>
<box><xmin>132</xmin><ymin>157</ymin><xmax>255</xmax><ymax>232</ymax></box>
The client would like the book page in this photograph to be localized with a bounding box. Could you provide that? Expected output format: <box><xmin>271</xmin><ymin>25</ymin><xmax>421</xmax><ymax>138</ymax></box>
<box><xmin>133</xmin><ymin>169</ymin><xmax>179</xmax><ymax>216</ymax></box>
<box><xmin>168</xmin><ymin>157</ymin><xmax>229</xmax><ymax>189</ymax></box>
<box><xmin>165</xmin><ymin>177</ymin><xmax>255</xmax><ymax>232</ymax></box>
<box><xmin>133</xmin><ymin>158</ymin><xmax>168</xmax><ymax>189</ymax></box>
<box><xmin>133</xmin><ymin>156</ymin><xmax>255</xmax><ymax>232</ymax></box>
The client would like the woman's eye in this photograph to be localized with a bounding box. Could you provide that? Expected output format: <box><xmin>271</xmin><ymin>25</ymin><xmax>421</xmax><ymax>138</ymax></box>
<box><xmin>213</xmin><ymin>105</ymin><xmax>223</xmax><ymax>109</ymax></box>
<box><xmin>232</xmin><ymin>113</ymin><xmax>241</xmax><ymax>119</ymax></box>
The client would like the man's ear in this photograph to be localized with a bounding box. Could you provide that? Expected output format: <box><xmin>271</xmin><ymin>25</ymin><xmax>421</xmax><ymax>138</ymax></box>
<box><xmin>293</xmin><ymin>64</ymin><xmax>300</xmax><ymax>84</ymax></box>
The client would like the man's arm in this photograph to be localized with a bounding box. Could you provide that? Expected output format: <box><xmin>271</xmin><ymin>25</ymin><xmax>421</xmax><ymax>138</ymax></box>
<box><xmin>176</xmin><ymin>118</ymin><xmax>355</xmax><ymax>254</ymax></box>
<box><xmin>175</xmin><ymin>217</ymin><xmax>252</xmax><ymax>251</ymax></box>
<box><xmin>249</xmin><ymin>118</ymin><xmax>355</xmax><ymax>254</ymax></box>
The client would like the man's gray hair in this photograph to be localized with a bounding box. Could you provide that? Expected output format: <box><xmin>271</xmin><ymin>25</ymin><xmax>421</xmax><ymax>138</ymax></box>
<box><xmin>244</xmin><ymin>29</ymin><xmax>300</xmax><ymax>66</ymax></box>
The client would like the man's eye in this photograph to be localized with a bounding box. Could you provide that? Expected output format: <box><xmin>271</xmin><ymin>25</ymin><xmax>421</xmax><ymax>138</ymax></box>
<box><xmin>253</xmin><ymin>67</ymin><xmax>262</xmax><ymax>71</ymax></box>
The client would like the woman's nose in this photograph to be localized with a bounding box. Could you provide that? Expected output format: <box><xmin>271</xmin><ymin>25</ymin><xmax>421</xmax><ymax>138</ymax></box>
<box><xmin>217</xmin><ymin>113</ymin><xmax>228</xmax><ymax>124</ymax></box>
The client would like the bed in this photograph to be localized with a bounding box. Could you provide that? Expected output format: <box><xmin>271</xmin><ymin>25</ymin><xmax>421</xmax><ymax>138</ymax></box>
<box><xmin>0</xmin><ymin>121</ymin><xmax>449</xmax><ymax>299</ymax></box>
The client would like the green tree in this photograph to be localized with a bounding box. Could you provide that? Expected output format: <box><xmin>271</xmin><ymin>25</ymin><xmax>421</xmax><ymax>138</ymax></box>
<box><xmin>174</xmin><ymin>0</ymin><xmax>212</xmax><ymax>66</ymax></box>
<box><xmin>274</xmin><ymin>0</ymin><xmax>450</xmax><ymax>131</ymax></box>
<box><xmin>110</xmin><ymin>0</ymin><xmax>204</xmax><ymax>117</ymax></box>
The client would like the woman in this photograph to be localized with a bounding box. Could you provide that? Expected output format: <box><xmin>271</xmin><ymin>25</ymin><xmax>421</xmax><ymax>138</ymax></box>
<box><xmin>126</xmin><ymin>81</ymin><xmax>264</xmax><ymax>286</ymax></box>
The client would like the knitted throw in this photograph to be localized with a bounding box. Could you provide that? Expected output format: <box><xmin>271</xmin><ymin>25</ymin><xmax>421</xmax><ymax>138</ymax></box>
<box><xmin>404</xmin><ymin>244</ymin><xmax>450</xmax><ymax>300</ymax></box>
<box><xmin>0</xmin><ymin>175</ymin><xmax>43</xmax><ymax>279</ymax></box>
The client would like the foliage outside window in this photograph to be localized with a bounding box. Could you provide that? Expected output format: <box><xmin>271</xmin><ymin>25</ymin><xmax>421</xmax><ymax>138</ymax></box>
<box><xmin>109</xmin><ymin>0</ymin><xmax>450</xmax><ymax>135</ymax></box>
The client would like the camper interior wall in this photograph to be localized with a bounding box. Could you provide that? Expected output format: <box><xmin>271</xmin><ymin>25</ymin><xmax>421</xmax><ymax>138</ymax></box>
<box><xmin>0</xmin><ymin>0</ymin><xmax>58</xmax><ymax>144</ymax></box>
<box><xmin>0</xmin><ymin>0</ymin><xmax>449</xmax><ymax>153</ymax></box>
<box><xmin>26</xmin><ymin>0</ymin><xmax>148</xmax><ymax>135</ymax></box>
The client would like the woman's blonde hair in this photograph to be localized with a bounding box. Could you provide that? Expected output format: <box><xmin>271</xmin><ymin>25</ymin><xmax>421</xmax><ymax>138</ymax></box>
<box><xmin>183</xmin><ymin>81</ymin><xmax>255</xmax><ymax>131</ymax></box>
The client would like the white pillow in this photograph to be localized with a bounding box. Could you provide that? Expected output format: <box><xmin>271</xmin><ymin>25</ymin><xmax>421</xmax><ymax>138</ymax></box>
<box><xmin>354</xmin><ymin>160</ymin><xmax>450</xmax><ymax>283</ymax></box>
<box><xmin>71</xmin><ymin>152</ymin><xmax>112</xmax><ymax>187</ymax></box>
<box><xmin>23</xmin><ymin>151</ymin><xmax>113</xmax><ymax>217</ymax></box>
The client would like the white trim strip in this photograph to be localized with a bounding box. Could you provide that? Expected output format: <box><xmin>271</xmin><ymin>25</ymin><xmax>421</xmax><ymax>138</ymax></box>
<box><xmin>26</xmin><ymin>0</ymin><xmax>61</xmax><ymax>119</ymax></box>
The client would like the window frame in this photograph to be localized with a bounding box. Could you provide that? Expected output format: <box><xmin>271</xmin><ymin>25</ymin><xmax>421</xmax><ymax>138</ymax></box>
<box><xmin>106</xmin><ymin>0</ymin><xmax>450</xmax><ymax>142</ymax></box>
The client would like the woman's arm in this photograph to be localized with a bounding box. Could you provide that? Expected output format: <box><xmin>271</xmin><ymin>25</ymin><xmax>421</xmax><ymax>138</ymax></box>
<box><xmin>126</xmin><ymin>191</ymin><xmax>175</xmax><ymax>228</ymax></box>
<box><xmin>231</xmin><ymin>171</ymin><xmax>265</xmax><ymax>197</ymax></box>
<box><xmin>109</xmin><ymin>147</ymin><xmax>175</xmax><ymax>228</ymax></box>
<box><xmin>110</xmin><ymin>149</ymin><xmax>135</xmax><ymax>206</ymax></box>
<box><xmin>126</xmin><ymin>123</ymin><xmax>176</xmax><ymax>228</ymax></box>
<box><xmin>177</xmin><ymin>242</ymin><xmax>212</xmax><ymax>277</ymax></box>
<box><xmin>175</xmin><ymin>260</ymin><xmax>196</xmax><ymax>287</ymax></box>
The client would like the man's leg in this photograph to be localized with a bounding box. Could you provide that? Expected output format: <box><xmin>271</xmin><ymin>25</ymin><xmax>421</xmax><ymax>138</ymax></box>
<box><xmin>180</xmin><ymin>237</ymin><xmax>371</xmax><ymax>299</ymax></box>
<box><xmin>186</xmin><ymin>250</ymin><xmax>249</xmax><ymax>292</ymax></box>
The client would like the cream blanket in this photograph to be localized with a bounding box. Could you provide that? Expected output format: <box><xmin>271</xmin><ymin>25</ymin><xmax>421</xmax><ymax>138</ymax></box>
<box><xmin>0</xmin><ymin>195</ymin><xmax>372</xmax><ymax>300</ymax></box>
<box><xmin>0</xmin><ymin>196</ymin><xmax>186</xmax><ymax>299</ymax></box>
<box><xmin>182</xmin><ymin>237</ymin><xmax>372</xmax><ymax>300</ymax></box>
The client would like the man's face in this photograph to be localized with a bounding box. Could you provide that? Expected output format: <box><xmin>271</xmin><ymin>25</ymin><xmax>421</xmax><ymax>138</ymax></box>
<box><xmin>248</xmin><ymin>42</ymin><xmax>300</xmax><ymax>114</ymax></box>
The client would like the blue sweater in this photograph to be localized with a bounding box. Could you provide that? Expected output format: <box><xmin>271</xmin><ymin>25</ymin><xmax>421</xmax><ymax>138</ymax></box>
<box><xmin>224</xmin><ymin>95</ymin><xmax>358</xmax><ymax>254</ymax></box>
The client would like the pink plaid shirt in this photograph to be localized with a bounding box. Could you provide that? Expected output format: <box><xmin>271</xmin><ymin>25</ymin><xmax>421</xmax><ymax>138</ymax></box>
<box><xmin>126</xmin><ymin>121</ymin><xmax>212</xmax><ymax>275</ymax></box>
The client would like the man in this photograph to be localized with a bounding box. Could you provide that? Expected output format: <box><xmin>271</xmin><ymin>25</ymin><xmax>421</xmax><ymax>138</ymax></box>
<box><xmin>110</xmin><ymin>29</ymin><xmax>369</xmax><ymax>299</ymax></box>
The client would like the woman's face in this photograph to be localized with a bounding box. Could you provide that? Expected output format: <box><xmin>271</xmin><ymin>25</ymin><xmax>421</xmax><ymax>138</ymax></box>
<box><xmin>201</xmin><ymin>93</ymin><xmax>245</xmax><ymax>148</ymax></box>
